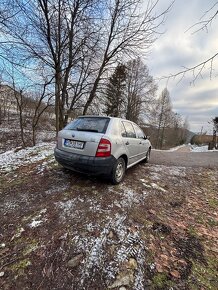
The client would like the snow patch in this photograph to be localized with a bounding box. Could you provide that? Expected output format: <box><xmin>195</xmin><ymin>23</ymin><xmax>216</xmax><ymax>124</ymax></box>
<box><xmin>28</xmin><ymin>208</ymin><xmax>47</xmax><ymax>228</ymax></box>
<box><xmin>151</xmin><ymin>165</ymin><xmax>186</xmax><ymax>177</ymax></box>
<box><xmin>45</xmin><ymin>184</ymin><xmax>69</xmax><ymax>195</ymax></box>
<box><xmin>151</xmin><ymin>183</ymin><xmax>166</xmax><ymax>192</ymax></box>
<box><xmin>151</xmin><ymin>165</ymin><xmax>165</xmax><ymax>172</ymax></box>
<box><xmin>74</xmin><ymin>214</ymin><xmax>146</xmax><ymax>289</ymax></box>
<box><xmin>29</xmin><ymin>220</ymin><xmax>43</xmax><ymax>228</ymax></box>
<box><xmin>116</xmin><ymin>186</ymin><xmax>144</xmax><ymax>208</ymax></box>
<box><xmin>153</xmin><ymin>144</ymin><xmax>186</xmax><ymax>152</ymax></box>
<box><xmin>150</xmin><ymin>172</ymin><xmax>161</xmax><ymax>180</ymax></box>
<box><xmin>0</xmin><ymin>142</ymin><xmax>55</xmax><ymax>172</ymax></box>
<box><xmin>168</xmin><ymin>167</ymin><xmax>186</xmax><ymax>177</ymax></box>
<box><xmin>140</xmin><ymin>179</ymin><xmax>152</xmax><ymax>189</ymax></box>
<box><xmin>191</xmin><ymin>145</ymin><xmax>217</xmax><ymax>152</ymax></box>
<box><xmin>57</xmin><ymin>199</ymin><xmax>77</xmax><ymax>219</ymax></box>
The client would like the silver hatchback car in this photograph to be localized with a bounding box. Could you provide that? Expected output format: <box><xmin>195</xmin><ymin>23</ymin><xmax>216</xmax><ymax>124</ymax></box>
<box><xmin>54</xmin><ymin>116</ymin><xmax>151</xmax><ymax>184</ymax></box>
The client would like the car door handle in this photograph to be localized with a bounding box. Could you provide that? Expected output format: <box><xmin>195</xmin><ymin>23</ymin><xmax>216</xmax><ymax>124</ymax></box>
<box><xmin>125</xmin><ymin>141</ymin><xmax>130</xmax><ymax>145</ymax></box>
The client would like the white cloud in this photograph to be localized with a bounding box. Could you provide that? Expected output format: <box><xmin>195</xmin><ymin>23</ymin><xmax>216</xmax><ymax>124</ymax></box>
<box><xmin>146</xmin><ymin>0</ymin><xmax>218</xmax><ymax>132</ymax></box>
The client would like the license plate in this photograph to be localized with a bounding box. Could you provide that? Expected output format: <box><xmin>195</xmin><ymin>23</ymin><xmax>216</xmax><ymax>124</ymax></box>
<box><xmin>64</xmin><ymin>139</ymin><xmax>84</xmax><ymax>149</ymax></box>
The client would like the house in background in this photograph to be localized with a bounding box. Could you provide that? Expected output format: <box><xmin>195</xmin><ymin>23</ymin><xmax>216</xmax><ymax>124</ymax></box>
<box><xmin>0</xmin><ymin>84</ymin><xmax>18</xmax><ymax>120</ymax></box>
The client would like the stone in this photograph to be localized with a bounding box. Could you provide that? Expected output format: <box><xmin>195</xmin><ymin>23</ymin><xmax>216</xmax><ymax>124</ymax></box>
<box><xmin>128</xmin><ymin>258</ymin><xmax>138</xmax><ymax>270</ymax></box>
<box><xmin>108</xmin><ymin>230</ymin><xmax>114</xmax><ymax>239</ymax></box>
<box><xmin>109</xmin><ymin>245</ymin><xmax>116</xmax><ymax>255</ymax></box>
<box><xmin>108</xmin><ymin>271</ymin><xmax>134</xmax><ymax>288</ymax></box>
<box><xmin>67</xmin><ymin>253</ymin><xmax>83</xmax><ymax>268</ymax></box>
<box><xmin>0</xmin><ymin>272</ymin><xmax>4</xmax><ymax>277</ymax></box>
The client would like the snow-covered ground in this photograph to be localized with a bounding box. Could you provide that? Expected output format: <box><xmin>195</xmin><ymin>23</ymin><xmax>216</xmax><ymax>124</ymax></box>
<box><xmin>154</xmin><ymin>144</ymin><xmax>217</xmax><ymax>152</ymax></box>
<box><xmin>153</xmin><ymin>144</ymin><xmax>187</xmax><ymax>152</ymax></box>
<box><xmin>1</xmin><ymin>139</ymin><xmax>217</xmax><ymax>289</ymax></box>
<box><xmin>191</xmin><ymin>145</ymin><xmax>217</xmax><ymax>152</ymax></box>
<box><xmin>1</xmin><ymin>142</ymin><xmax>217</xmax><ymax>174</ymax></box>
<box><xmin>0</xmin><ymin>142</ymin><xmax>55</xmax><ymax>173</ymax></box>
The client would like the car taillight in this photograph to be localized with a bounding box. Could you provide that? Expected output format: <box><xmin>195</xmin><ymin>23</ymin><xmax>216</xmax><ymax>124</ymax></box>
<box><xmin>95</xmin><ymin>138</ymin><xmax>111</xmax><ymax>157</ymax></box>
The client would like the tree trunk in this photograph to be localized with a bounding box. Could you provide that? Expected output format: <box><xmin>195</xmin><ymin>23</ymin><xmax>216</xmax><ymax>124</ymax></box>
<box><xmin>19</xmin><ymin>108</ymin><xmax>26</xmax><ymax>148</ymax></box>
<box><xmin>156</xmin><ymin>119</ymin><xmax>162</xmax><ymax>149</ymax></box>
<box><xmin>32</xmin><ymin>125</ymin><xmax>36</xmax><ymax>146</ymax></box>
<box><xmin>83</xmin><ymin>65</ymin><xmax>105</xmax><ymax>115</ymax></box>
<box><xmin>63</xmin><ymin>112</ymin><xmax>69</xmax><ymax>127</ymax></box>
<box><xmin>59</xmin><ymin>103</ymin><xmax>64</xmax><ymax>131</ymax></box>
<box><xmin>160</xmin><ymin>125</ymin><xmax>166</xmax><ymax>149</ymax></box>
<box><xmin>55</xmin><ymin>71</ymin><xmax>62</xmax><ymax>133</ymax></box>
<box><xmin>0</xmin><ymin>106</ymin><xmax>2</xmax><ymax>125</ymax></box>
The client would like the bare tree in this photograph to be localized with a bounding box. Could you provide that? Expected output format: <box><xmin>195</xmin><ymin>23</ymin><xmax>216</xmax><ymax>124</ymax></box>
<box><xmin>167</xmin><ymin>113</ymin><xmax>189</xmax><ymax>147</ymax></box>
<box><xmin>0</xmin><ymin>83</ymin><xmax>17</xmax><ymax>123</ymax></box>
<box><xmin>63</xmin><ymin>50</ymin><xmax>97</xmax><ymax>125</ymax></box>
<box><xmin>150</xmin><ymin>88</ymin><xmax>174</xmax><ymax>149</ymax></box>
<box><xmin>125</xmin><ymin>58</ymin><xmax>157</xmax><ymax>123</ymax></box>
<box><xmin>3</xmin><ymin>58</ymin><xmax>54</xmax><ymax>147</ymax></box>
<box><xmin>30</xmin><ymin>81</ymin><xmax>53</xmax><ymax>146</ymax></box>
<box><xmin>82</xmin><ymin>0</ymin><xmax>172</xmax><ymax>115</ymax></box>
<box><xmin>0</xmin><ymin>0</ymin><xmax>98</xmax><ymax>132</ymax></box>
<box><xmin>0</xmin><ymin>0</ymin><xmax>172</xmax><ymax>131</ymax></box>
<box><xmin>13</xmin><ymin>88</ymin><xmax>27</xmax><ymax>148</ymax></box>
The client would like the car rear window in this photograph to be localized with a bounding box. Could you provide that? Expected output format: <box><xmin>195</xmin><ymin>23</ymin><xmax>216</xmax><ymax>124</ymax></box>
<box><xmin>65</xmin><ymin>117</ymin><xmax>110</xmax><ymax>133</ymax></box>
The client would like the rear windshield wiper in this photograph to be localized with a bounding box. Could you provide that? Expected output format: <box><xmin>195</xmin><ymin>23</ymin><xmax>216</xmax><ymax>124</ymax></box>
<box><xmin>76</xmin><ymin>128</ymin><xmax>99</xmax><ymax>132</ymax></box>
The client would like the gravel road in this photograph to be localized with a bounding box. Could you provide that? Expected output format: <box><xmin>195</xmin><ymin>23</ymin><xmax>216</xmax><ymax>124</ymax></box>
<box><xmin>150</xmin><ymin>149</ymin><xmax>218</xmax><ymax>168</ymax></box>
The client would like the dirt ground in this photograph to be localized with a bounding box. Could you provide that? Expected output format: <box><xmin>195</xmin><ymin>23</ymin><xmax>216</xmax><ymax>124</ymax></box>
<box><xmin>0</xmin><ymin>145</ymin><xmax>218</xmax><ymax>290</ymax></box>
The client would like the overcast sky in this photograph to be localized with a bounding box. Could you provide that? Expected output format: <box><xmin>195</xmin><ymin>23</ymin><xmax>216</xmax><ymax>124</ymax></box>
<box><xmin>146</xmin><ymin>0</ymin><xmax>218</xmax><ymax>133</ymax></box>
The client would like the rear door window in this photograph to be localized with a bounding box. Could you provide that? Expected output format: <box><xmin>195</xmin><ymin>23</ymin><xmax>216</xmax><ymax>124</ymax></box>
<box><xmin>122</xmin><ymin>121</ymin><xmax>136</xmax><ymax>138</ymax></box>
<box><xmin>120</xmin><ymin>122</ymin><xmax>127</xmax><ymax>137</ymax></box>
<box><xmin>133</xmin><ymin>124</ymin><xmax>144</xmax><ymax>139</ymax></box>
<box><xmin>65</xmin><ymin>117</ymin><xmax>110</xmax><ymax>133</ymax></box>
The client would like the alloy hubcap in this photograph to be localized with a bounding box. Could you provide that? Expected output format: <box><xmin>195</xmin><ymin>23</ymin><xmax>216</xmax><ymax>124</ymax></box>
<box><xmin>115</xmin><ymin>162</ymin><xmax>124</xmax><ymax>181</ymax></box>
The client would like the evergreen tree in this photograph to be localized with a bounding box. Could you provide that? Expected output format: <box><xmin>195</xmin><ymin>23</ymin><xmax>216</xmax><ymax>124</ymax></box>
<box><xmin>104</xmin><ymin>64</ymin><xmax>126</xmax><ymax>117</ymax></box>
<box><xmin>104</xmin><ymin>58</ymin><xmax>157</xmax><ymax>122</ymax></box>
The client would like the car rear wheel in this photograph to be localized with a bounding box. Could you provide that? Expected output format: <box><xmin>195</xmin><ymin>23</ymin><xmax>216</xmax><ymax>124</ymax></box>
<box><xmin>110</xmin><ymin>157</ymin><xmax>126</xmax><ymax>184</ymax></box>
<box><xmin>142</xmin><ymin>148</ymin><xmax>151</xmax><ymax>163</ymax></box>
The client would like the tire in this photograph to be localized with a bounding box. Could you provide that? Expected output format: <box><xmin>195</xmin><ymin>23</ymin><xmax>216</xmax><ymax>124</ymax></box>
<box><xmin>110</xmin><ymin>157</ymin><xmax>126</xmax><ymax>185</ymax></box>
<box><xmin>142</xmin><ymin>148</ymin><xmax>151</xmax><ymax>163</ymax></box>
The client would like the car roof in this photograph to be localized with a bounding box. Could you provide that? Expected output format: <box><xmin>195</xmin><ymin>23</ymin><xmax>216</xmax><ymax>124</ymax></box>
<box><xmin>78</xmin><ymin>115</ymin><xmax>111</xmax><ymax>118</ymax></box>
<box><xmin>78</xmin><ymin>115</ymin><xmax>133</xmax><ymax>123</ymax></box>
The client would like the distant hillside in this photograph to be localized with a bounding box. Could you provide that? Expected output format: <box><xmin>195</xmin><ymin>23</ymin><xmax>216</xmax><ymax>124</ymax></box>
<box><xmin>191</xmin><ymin>134</ymin><xmax>215</xmax><ymax>145</ymax></box>
<box><xmin>141</xmin><ymin>125</ymin><xmax>195</xmax><ymax>149</ymax></box>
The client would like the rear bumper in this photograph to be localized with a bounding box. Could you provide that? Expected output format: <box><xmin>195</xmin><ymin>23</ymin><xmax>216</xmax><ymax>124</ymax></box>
<box><xmin>54</xmin><ymin>147</ymin><xmax>116</xmax><ymax>175</ymax></box>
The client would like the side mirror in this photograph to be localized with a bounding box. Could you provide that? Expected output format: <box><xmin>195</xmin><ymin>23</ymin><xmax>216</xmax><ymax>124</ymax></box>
<box><xmin>144</xmin><ymin>135</ymin><xmax>150</xmax><ymax>140</ymax></box>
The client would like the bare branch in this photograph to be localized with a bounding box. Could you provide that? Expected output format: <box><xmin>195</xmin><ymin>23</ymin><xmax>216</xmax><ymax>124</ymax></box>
<box><xmin>161</xmin><ymin>52</ymin><xmax>218</xmax><ymax>82</ymax></box>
